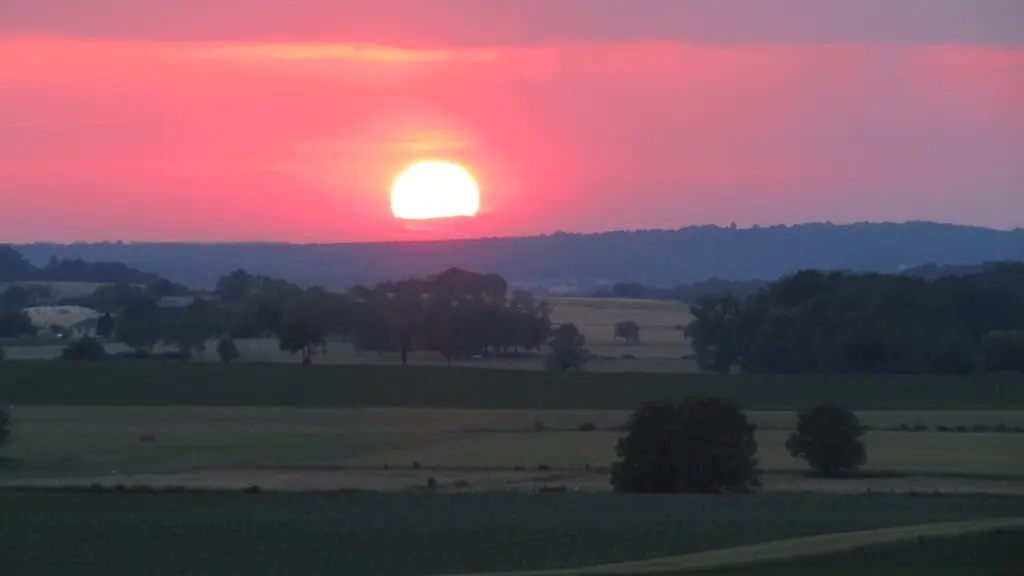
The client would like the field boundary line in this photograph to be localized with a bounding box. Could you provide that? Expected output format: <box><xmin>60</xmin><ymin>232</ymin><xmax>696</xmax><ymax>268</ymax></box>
<box><xmin>442</xmin><ymin>516</ymin><xmax>1024</xmax><ymax>576</ymax></box>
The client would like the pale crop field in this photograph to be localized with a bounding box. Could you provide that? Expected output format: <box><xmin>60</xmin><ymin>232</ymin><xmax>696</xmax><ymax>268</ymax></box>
<box><xmin>546</xmin><ymin>296</ymin><xmax>694</xmax><ymax>359</ymax></box>
<box><xmin>3</xmin><ymin>407</ymin><xmax>1023</xmax><ymax>494</ymax></box>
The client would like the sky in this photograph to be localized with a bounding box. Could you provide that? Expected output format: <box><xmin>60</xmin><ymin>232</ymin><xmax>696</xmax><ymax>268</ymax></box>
<box><xmin>1</xmin><ymin>0</ymin><xmax>1022</xmax><ymax>242</ymax></box>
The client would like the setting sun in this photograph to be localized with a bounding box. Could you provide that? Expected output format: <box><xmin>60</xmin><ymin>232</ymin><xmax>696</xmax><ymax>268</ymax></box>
<box><xmin>391</xmin><ymin>161</ymin><xmax>480</xmax><ymax>220</ymax></box>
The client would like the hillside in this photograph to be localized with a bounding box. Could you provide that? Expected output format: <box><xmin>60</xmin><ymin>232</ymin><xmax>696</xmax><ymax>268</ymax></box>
<box><xmin>11</xmin><ymin>221</ymin><xmax>1023</xmax><ymax>290</ymax></box>
<box><xmin>0</xmin><ymin>245</ymin><xmax>161</xmax><ymax>286</ymax></box>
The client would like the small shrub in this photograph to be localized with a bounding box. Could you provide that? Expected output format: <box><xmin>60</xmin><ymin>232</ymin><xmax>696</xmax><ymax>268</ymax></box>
<box><xmin>61</xmin><ymin>338</ymin><xmax>106</xmax><ymax>361</ymax></box>
<box><xmin>537</xmin><ymin>464</ymin><xmax>551</xmax><ymax>471</ymax></box>
<box><xmin>912</xmin><ymin>424</ymin><xmax>929</xmax><ymax>432</ymax></box>
<box><xmin>217</xmin><ymin>337</ymin><xmax>240</xmax><ymax>364</ymax></box>
<box><xmin>786</xmin><ymin>403</ymin><xmax>866</xmax><ymax>477</ymax></box>
<box><xmin>242</xmin><ymin>485</ymin><xmax>262</xmax><ymax>494</ymax></box>
<box><xmin>578</xmin><ymin>422</ymin><xmax>597</xmax><ymax>432</ymax></box>
<box><xmin>956</xmin><ymin>425</ymin><xmax>969</xmax><ymax>433</ymax></box>
<box><xmin>611</xmin><ymin>397</ymin><xmax>760</xmax><ymax>493</ymax></box>
<box><xmin>937</xmin><ymin>425</ymin><xmax>951</xmax><ymax>432</ymax></box>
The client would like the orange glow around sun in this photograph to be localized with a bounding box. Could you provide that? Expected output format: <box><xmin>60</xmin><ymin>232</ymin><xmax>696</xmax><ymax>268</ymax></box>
<box><xmin>390</xmin><ymin>161</ymin><xmax>480</xmax><ymax>220</ymax></box>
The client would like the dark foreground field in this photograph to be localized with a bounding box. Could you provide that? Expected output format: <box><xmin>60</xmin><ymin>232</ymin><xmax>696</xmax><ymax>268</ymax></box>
<box><xmin>685</xmin><ymin>528</ymin><xmax>1024</xmax><ymax>576</ymax></box>
<box><xmin>2</xmin><ymin>491</ymin><xmax>1023</xmax><ymax>576</ymax></box>
<box><xmin>3</xmin><ymin>361</ymin><xmax>1023</xmax><ymax>410</ymax></box>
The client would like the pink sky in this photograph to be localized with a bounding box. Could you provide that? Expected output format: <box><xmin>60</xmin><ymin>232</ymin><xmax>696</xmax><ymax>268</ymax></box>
<box><xmin>1</xmin><ymin>0</ymin><xmax>1022</xmax><ymax>242</ymax></box>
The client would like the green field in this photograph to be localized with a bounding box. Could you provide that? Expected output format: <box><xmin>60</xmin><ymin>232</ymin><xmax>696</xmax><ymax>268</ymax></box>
<box><xmin>683</xmin><ymin>529</ymin><xmax>1024</xmax><ymax>576</ymax></box>
<box><xmin>3</xmin><ymin>361</ymin><xmax>1023</xmax><ymax>410</ymax></box>
<box><xmin>1</xmin><ymin>492</ymin><xmax>1021</xmax><ymax>576</ymax></box>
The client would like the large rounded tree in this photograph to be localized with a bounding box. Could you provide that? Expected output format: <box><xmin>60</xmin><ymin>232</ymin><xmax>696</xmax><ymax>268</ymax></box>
<box><xmin>785</xmin><ymin>403</ymin><xmax>866</xmax><ymax>476</ymax></box>
<box><xmin>611</xmin><ymin>397</ymin><xmax>760</xmax><ymax>493</ymax></box>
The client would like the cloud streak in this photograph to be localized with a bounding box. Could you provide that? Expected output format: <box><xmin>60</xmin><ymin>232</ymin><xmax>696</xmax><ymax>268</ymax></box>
<box><xmin>3</xmin><ymin>0</ymin><xmax>1022</xmax><ymax>46</ymax></box>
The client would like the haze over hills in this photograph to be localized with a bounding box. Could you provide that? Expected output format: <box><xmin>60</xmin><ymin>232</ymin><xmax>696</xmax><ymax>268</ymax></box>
<box><xmin>10</xmin><ymin>221</ymin><xmax>1024</xmax><ymax>291</ymax></box>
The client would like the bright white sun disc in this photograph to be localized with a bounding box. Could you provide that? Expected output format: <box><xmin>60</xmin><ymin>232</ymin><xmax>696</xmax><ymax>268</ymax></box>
<box><xmin>391</xmin><ymin>161</ymin><xmax>480</xmax><ymax>220</ymax></box>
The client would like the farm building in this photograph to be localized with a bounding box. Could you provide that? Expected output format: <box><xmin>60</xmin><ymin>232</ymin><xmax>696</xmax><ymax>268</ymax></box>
<box><xmin>69</xmin><ymin>317</ymin><xmax>100</xmax><ymax>339</ymax></box>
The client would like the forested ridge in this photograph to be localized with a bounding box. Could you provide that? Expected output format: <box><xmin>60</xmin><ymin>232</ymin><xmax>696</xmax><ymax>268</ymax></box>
<box><xmin>11</xmin><ymin>221</ymin><xmax>1022</xmax><ymax>289</ymax></box>
<box><xmin>685</xmin><ymin>262</ymin><xmax>1024</xmax><ymax>374</ymax></box>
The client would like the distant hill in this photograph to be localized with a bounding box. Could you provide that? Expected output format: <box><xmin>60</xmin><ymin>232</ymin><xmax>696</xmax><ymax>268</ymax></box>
<box><xmin>0</xmin><ymin>245</ymin><xmax>161</xmax><ymax>286</ymax></box>
<box><xmin>11</xmin><ymin>221</ymin><xmax>1024</xmax><ymax>290</ymax></box>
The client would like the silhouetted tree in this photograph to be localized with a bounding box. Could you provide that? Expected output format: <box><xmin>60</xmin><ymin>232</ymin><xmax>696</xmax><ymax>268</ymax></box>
<box><xmin>95</xmin><ymin>313</ymin><xmax>115</xmax><ymax>339</ymax></box>
<box><xmin>216</xmin><ymin>337</ymin><xmax>240</xmax><ymax>364</ymax></box>
<box><xmin>611</xmin><ymin>397</ymin><xmax>760</xmax><ymax>493</ymax></box>
<box><xmin>0</xmin><ymin>285</ymin><xmax>52</xmax><ymax>310</ymax></box>
<box><xmin>0</xmin><ymin>311</ymin><xmax>36</xmax><ymax>338</ymax></box>
<box><xmin>785</xmin><ymin>403</ymin><xmax>866</xmax><ymax>477</ymax></box>
<box><xmin>162</xmin><ymin>299</ymin><xmax>221</xmax><ymax>358</ymax></box>
<box><xmin>545</xmin><ymin>323</ymin><xmax>588</xmax><ymax>372</ymax></box>
<box><xmin>684</xmin><ymin>295</ymin><xmax>745</xmax><ymax>373</ymax></box>
<box><xmin>115</xmin><ymin>299</ymin><xmax>161</xmax><ymax>352</ymax></box>
<box><xmin>278</xmin><ymin>304</ymin><xmax>327</xmax><ymax>365</ymax></box>
<box><xmin>613</xmin><ymin>320</ymin><xmax>641</xmax><ymax>343</ymax></box>
<box><xmin>61</xmin><ymin>338</ymin><xmax>107</xmax><ymax>361</ymax></box>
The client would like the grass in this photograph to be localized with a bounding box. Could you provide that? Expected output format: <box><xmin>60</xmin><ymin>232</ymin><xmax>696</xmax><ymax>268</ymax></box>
<box><xmin>2</xmin><ymin>362</ymin><xmax>1023</xmax><ymax>410</ymax></box>
<box><xmin>1</xmin><ymin>491</ymin><xmax>1022</xmax><ymax>576</ymax></box>
<box><xmin>681</xmin><ymin>528</ymin><xmax>1024</xmax><ymax>576</ymax></box>
<box><xmin>3</xmin><ymin>407</ymin><xmax>1023</xmax><ymax>483</ymax></box>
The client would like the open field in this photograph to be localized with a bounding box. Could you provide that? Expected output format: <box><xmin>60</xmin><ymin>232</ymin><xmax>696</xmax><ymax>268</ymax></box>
<box><xmin>2</xmin><ymin>362</ymin><xmax>1023</xmax><ymax>409</ymax></box>
<box><xmin>3</xmin><ymin>407</ymin><xmax>1024</xmax><ymax>497</ymax></box>
<box><xmin>1</xmin><ymin>491</ymin><xmax>1022</xmax><ymax>576</ymax></box>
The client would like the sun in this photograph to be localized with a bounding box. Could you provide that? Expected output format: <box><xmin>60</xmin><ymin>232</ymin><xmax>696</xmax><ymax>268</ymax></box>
<box><xmin>391</xmin><ymin>161</ymin><xmax>480</xmax><ymax>220</ymax></box>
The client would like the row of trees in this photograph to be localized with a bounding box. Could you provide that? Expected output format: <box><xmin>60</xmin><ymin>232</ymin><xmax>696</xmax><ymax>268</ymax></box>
<box><xmin>611</xmin><ymin>398</ymin><xmax>867</xmax><ymax>493</ymax></box>
<box><xmin>58</xmin><ymin>267</ymin><xmax>562</xmax><ymax>366</ymax></box>
<box><xmin>684</xmin><ymin>262</ymin><xmax>1024</xmax><ymax>374</ymax></box>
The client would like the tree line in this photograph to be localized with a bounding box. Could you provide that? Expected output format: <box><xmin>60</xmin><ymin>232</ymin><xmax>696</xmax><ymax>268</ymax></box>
<box><xmin>684</xmin><ymin>262</ymin><xmax>1024</xmax><ymax>374</ymax></box>
<box><xmin>45</xmin><ymin>267</ymin><xmax>557</xmax><ymax>366</ymax></box>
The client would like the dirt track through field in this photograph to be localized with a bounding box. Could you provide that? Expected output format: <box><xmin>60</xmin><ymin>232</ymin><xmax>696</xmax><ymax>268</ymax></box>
<box><xmin>442</xmin><ymin>517</ymin><xmax>1024</xmax><ymax>575</ymax></box>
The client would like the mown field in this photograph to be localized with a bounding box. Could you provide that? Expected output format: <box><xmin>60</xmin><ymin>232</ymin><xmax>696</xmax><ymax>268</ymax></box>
<box><xmin>2</xmin><ymin>491</ymin><xmax>1022</xmax><ymax>576</ymax></box>
<box><xmin>3</xmin><ymin>362</ymin><xmax>1023</xmax><ymax>410</ymax></box>
<box><xmin>3</xmin><ymin>407</ymin><xmax>1023</xmax><ymax>494</ymax></box>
